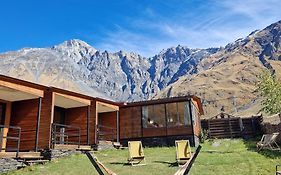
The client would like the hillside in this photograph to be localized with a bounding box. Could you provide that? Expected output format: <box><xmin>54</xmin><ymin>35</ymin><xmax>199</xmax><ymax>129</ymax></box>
<box><xmin>155</xmin><ymin>20</ymin><xmax>281</xmax><ymax>117</ymax></box>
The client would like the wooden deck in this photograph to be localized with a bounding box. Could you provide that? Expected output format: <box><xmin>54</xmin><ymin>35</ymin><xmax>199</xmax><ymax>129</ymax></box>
<box><xmin>0</xmin><ymin>152</ymin><xmax>41</xmax><ymax>159</ymax></box>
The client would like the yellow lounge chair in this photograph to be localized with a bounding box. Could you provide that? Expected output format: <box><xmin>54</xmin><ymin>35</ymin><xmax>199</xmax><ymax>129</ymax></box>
<box><xmin>175</xmin><ymin>140</ymin><xmax>192</xmax><ymax>166</ymax></box>
<box><xmin>128</xmin><ymin>141</ymin><xmax>146</xmax><ymax>166</ymax></box>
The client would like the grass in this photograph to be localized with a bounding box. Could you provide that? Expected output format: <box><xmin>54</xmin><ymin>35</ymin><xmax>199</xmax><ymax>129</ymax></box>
<box><xmin>6</xmin><ymin>139</ymin><xmax>281</xmax><ymax>175</ymax></box>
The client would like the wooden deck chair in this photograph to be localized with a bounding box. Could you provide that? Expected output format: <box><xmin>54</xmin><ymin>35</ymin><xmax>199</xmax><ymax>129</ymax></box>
<box><xmin>257</xmin><ymin>132</ymin><xmax>280</xmax><ymax>151</ymax></box>
<box><xmin>128</xmin><ymin>141</ymin><xmax>146</xmax><ymax>166</ymax></box>
<box><xmin>175</xmin><ymin>140</ymin><xmax>192</xmax><ymax>166</ymax></box>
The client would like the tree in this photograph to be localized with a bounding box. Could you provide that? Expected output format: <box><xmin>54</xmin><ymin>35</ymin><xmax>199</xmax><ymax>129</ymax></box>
<box><xmin>257</xmin><ymin>71</ymin><xmax>281</xmax><ymax>114</ymax></box>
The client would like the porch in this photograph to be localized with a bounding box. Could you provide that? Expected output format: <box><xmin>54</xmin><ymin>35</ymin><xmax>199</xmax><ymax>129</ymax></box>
<box><xmin>51</xmin><ymin>92</ymin><xmax>92</xmax><ymax>151</ymax></box>
<box><xmin>0</xmin><ymin>78</ymin><xmax>44</xmax><ymax>158</ymax></box>
<box><xmin>96</xmin><ymin>101</ymin><xmax>120</xmax><ymax>148</ymax></box>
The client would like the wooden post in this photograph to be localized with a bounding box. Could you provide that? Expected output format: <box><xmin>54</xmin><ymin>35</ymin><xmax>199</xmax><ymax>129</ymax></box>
<box><xmin>87</xmin><ymin>105</ymin><xmax>90</xmax><ymax>145</ymax></box>
<box><xmin>116</xmin><ymin>111</ymin><xmax>120</xmax><ymax>143</ymax></box>
<box><xmin>1</xmin><ymin>102</ymin><xmax>11</xmax><ymax>152</ymax></box>
<box><xmin>95</xmin><ymin>101</ymin><xmax>98</xmax><ymax>145</ymax></box>
<box><xmin>239</xmin><ymin>117</ymin><xmax>243</xmax><ymax>137</ymax></box>
<box><xmin>208</xmin><ymin>119</ymin><xmax>211</xmax><ymax>138</ymax></box>
<box><xmin>228</xmin><ymin>118</ymin><xmax>233</xmax><ymax>138</ymax></box>
<box><xmin>35</xmin><ymin>97</ymin><xmax>42</xmax><ymax>152</ymax></box>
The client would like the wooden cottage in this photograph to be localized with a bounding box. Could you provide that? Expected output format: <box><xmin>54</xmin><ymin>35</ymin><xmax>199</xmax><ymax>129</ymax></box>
<box><xmin>0</xmin><ymin>74</ymin><xmax>203</xmax><ymax>158</ymax></box>
<box><xmin>96</xmin><ymin>96</ymin><xmax>204</xmax><ymax>146</ymax></box>
<box><xmin>0</xmin><ymin>75</ymin><xmax>120</xmax><ymax>157</ymax></box>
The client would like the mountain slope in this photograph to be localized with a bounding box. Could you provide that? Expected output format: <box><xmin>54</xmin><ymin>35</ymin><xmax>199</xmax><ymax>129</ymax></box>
<box><xmin>0</xmin><ymin>41</ymin><xmax>217</xmax><ymax>101</ymax></box>
<box><xmin>155</xmin><ymin>20</ymin><xmax>281</xmax><ymax>117</ymax></box>
<box><xmin>0</xmin><ymin>20</ymin><xmax>281</xmax><ymax>118</ymax></box>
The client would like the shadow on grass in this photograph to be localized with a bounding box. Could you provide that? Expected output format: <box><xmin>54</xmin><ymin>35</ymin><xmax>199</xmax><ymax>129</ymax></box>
<box><xmin>243</xmin><ymin>137</ymin><xmax>281</xmax><ymax>159</ymax></box>
<box><xmin>153</xmin><ymin>161</ymin><xmax>178</xmax><ymax>167</ymax></box>
<box><xmin>109</xmin><ymin>162</ymin><xmax>131</xmax><ymax>166</ymax></box>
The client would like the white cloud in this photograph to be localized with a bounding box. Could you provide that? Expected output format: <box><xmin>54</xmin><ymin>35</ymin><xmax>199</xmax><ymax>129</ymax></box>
<box><xmin>95</xmin><ymin>0</ymin><xmax>281</xmax><ymax>57</ymax></box>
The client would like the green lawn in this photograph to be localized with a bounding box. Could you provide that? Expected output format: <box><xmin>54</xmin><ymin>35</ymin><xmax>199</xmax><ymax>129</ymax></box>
<box><xmin>7</xmin><ymin>139</ymin><xmax>281</xmax><ymax>175</ymax></box>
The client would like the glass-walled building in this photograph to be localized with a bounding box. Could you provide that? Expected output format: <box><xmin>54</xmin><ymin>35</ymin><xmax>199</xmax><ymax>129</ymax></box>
<box><xmin>117</xmin><ymin>96</ymin><xmax>203</xmax><ymax>147</ymax></box>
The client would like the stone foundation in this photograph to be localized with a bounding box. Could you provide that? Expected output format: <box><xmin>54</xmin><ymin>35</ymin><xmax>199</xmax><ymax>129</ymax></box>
<box><xmin>41</xmin><ymin>149</ymin><xmax>82</xmax><ymax>160</ymax></box>
<box><xmin>0</xmin><ymin>158</ymin><xmax>25</xmax><ymax>173</ymax></box>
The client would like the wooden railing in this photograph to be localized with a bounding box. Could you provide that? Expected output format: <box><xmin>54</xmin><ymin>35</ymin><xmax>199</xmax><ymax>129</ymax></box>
<box><xmin>0</xmin><ymin>125</ymin><xmax>21</xmax><ymax>157</ymax></box>
<box><xmin>97</xmin><ymin>125</ymin><xmax>116</xmax><ymax>141</ymax></box>
<box><xmin>51</xmin><ymin>123</ymin><xmax>80</xmax><ymax>147</ymax></box>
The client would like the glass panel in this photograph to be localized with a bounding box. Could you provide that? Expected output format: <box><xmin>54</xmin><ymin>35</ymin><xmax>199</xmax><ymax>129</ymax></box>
<box><xmin>153</xmin><ymin>104</ymin><xmax>166</xmax><ymax>127</ymax></box>
<box><xmin>142</xmin><ymin>106</ymin><xmax>148</xmax><ymax>128</ymax></box>
<box><xmin>166</xmin><ymin>102</ymin><xmax>191</xmax><ymax>127</ymax></box>
<box><xmin>178</xmin><ymin>102</ymin><xmax>191</xmax><ymax>126</ymax></box>
<box><xmin>166</xmin><ymin>103</ymin><xmax>178</xmax><ymax>127</ymax></box>
<box><xmin>191</xmin><ymin>102</ymin><xmax>199</xmax><ymax>126</ymax></box>
<box><xmin>142</xmin><ymin>104</ymin><xmax>166</xmax><ymax>128</ymax></box>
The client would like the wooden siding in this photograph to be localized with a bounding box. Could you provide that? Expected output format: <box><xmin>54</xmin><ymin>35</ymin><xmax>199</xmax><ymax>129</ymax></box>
<box><xmin>8</xmin><ymin>99</ymin><xmax>39</xmax><ymax>151</ymax></box>
<box><xmin>119</xmin><ymin>106</ymin><xmax>142</xmax><ymax>139</ymax></box>
<box><xmin>89</xmin><ymin>101</ymin><xmax>96</xmax><ymax>145</ymax></box>
<box><xmin>119</xmin><ymin>100</ymin><xmax>201</xmax><ymax>140</ymax></box>
<box><xmin>191</xmin><ymin>99</ymin><xmax>202</xmax><ymax>137</ymax></box>
<box><xmin>65</xmin><ymin>106</ymin><xmax>88</xmax><ymax>145</ymax></box>
<box><xmin>38</xmin><ymin>90</ymin><xmax>53</xmax><ymax>150</ymax></box>
<box><xmin>98</xmin><ymin>111</ymin><xmax>117</xmax><ymax>141</ymax></box>
<box><xmin>167</xmin><ymin>126</ymin><xmax>193</xmax><ymax>136</ymax></box>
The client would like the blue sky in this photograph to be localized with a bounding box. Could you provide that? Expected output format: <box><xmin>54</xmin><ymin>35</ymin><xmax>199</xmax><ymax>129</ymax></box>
<box><xmin>1</xmin><ymin>0</ymin><xmax>281</xmax><ymax>57</ymax></box>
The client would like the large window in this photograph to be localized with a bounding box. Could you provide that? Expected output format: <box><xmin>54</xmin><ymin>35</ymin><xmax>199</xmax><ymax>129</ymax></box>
<box><xmin>166</xmin><ymin>102</ymin><xmax>191</xmax><ymax>127</ymax></box>
<box><xmin>142</xmin><ymin>102</ymin><xmax>192</xmax><ymax>128</ymax></box>
<box><xmin>142</xmin><ymin>104</ymin><xmax>166</xmax><ymax>128</ymax></box>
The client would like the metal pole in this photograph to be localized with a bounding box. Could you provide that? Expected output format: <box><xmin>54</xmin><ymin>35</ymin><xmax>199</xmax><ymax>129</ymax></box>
<box><xmin>35</xmin><ymin>97</ymin><xmax>42</xmax><ymax>152</ymax></box>
<box><xmin>16</xmin><ymin>128</ymin><xmax>21</xmax><ymax>158</ymax></box>
<box><xmin>116</xmin><ymin>111</ymin><xmax>120</xmax><ymax>143</ymax></box>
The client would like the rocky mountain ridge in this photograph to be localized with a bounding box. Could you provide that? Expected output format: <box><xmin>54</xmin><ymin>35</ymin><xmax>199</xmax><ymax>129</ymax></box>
<box><xmin>0</xmin><ymin>20</ymin><xmax>281</xmax><ymax>117</ymax></box>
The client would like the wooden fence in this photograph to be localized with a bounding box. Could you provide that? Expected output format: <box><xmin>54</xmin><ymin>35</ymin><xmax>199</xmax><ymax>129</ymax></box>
<box><xmin>201</xmin><ymin>114</ymin><xmax>262</xmax><ymax>139</ymax></box>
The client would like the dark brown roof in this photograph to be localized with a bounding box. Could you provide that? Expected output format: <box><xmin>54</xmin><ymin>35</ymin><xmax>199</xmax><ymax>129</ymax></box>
<box><xmin>120</xmin><ymin>95</ymin><xmax>204</xmax><ymax>115</ymax></box>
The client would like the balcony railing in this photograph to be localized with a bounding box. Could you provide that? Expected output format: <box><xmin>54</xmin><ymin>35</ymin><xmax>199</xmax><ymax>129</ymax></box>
<box><xmin>0</xmin><ymin>125</ymin><xmax>21</xmax><ymax>157</ymax></box>
<box><xmin>97</xmin><ymin>124</ymin><xmax>116</xmax><ymax>142</ymax></box>
<box><xmin>51</xmin><ymin>123</ymin><xmax>80</xmax><ymax>148</ymax></box>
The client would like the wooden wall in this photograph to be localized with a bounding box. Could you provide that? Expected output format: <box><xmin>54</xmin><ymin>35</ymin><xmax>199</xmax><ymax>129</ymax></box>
<box><xmin>119</xmin><ymin>100</ymin><xmax>201</xmax><ymax>140</ymax></box>
<box><xmin>98</xmin><ymin>111</ymin><xmax>117</xmax><ymax>141</ymax></box>
<box><xmin>191</xmin><ymin>99</ymin><xmax>202</xmax><ymax>137</ymax></box>
<box><xmin>119</xmin><ymin>106</ymin><xmax>142</xmax><ymax>139</ymax></box>
<box><xmin>8</xmin><ymin>99</ymin><xmax>39</xmax><ymax>151</ymax></box>
<box><xmin>65</xmin><ymin>106</ymin><xmax>88</xmax><ymax>145</ymax></box>
<box><xmin>38</xmin><ymin>90</ymin><xmax>53</xmax><ymax>150</ymax></box>
<box><xmin>89</xmin><ymin>101</ymin><xmax>96</xmax><ymax>145</ymax></box>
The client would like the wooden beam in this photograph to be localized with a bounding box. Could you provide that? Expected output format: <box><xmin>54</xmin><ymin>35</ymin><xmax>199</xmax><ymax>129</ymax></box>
<box><xmin>49</xmin><ymin>92</ymin><xmax>55</xmax><ymax>149</ymax></box>
<box><xmin>55</xmin><ymin>92</ymin><xmax>91</xmax><ymax>106</ymax></box>
<box><xmin>96</xmin><ymin>101</ymin><xmax>119</xmax><ymax>111</ymax></box>
<box><xmin>95</xmin><ymin>102</ymin><xmax>98</xmax><ymax>144</ymax></box>
<box><xmin>0</xmin><ymin>80</ymin><xmax>44</xmax><ymax>97</ymax></box>
<box><xmin>1</xmin><ymin>102</ymin><xmax>11</xmax><ymax>152</ymax></box>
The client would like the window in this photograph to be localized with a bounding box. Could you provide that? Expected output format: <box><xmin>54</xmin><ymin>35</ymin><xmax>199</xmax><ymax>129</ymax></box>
<box><xmin>142</xmin><ymin>104</ymin><xmax>166</xmax><ymax>128</ymax></box>
<box><xmin>191</xmin><ymin>102</ymin><xmax>199</xmax><ymax>126</ymax></box>
<box><xmin>166</xmin><ymin>102</ymin><xmax>191</xmax><ymax>127</ymax></box>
